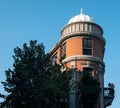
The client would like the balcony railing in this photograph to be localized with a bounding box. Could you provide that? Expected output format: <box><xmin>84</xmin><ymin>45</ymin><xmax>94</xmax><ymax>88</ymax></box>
<box><xmin>104</xmin><ymin>87</ymin><xmax>115</xmax><ymax>107</ymax></box>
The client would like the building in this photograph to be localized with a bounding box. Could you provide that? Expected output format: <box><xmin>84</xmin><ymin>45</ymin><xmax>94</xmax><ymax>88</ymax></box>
<box><xmin>49</xmin><ymin>9</ymin><xmax>114</xmax><ymax>108</ymax></box>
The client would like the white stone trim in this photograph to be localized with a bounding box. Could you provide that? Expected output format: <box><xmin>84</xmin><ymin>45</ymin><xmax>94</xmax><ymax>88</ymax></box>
<box><xmin>59</xmin><ymin>32</ymin><xmax>106</xmax><ymax>45</ymax></box>
<box><xmin>62</xmin><ymin>55</ymin><xmax>105</xmax><ymax>66</ymax></box>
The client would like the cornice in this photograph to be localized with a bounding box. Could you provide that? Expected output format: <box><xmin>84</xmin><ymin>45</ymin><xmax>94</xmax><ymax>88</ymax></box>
<box><xmin>59</xmin><ymin>32</ymin><xmax>106</xmax><ymax>46</ymax></box>
<box><xmin>62</xmin><ymin>55</ymin><xmax>105</xmax><ymax>67</ymax></box>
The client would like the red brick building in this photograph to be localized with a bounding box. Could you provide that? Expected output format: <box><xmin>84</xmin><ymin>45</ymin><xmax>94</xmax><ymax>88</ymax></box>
<box><xmin>49</xmin><ymin>9</ymin><xmax>114</xmax><ymax>108</ymax></box>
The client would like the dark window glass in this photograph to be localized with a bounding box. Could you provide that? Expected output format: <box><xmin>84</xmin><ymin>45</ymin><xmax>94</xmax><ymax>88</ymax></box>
<box><xmin>83</xmin><ymin>68</ymin><xmax>93</xmax><ymax>76</ymax></box>
<box><xmin>62</xmin><ymin>43</ymin><xmax>66</xmax><ymax>59</ymax></box>
<box><xmin>83</xmin><ymin>38</ymin><xmax>92</xmax><ymax>55</ymax></box>
<box><xmin>52</xmin><ymin>53</ymin><xmax>57</xmax><ymax>65</ymax></box>
<box><xmin>83</xmin><ymin>104</ymin><xmax>93</xmax><ymax>108</ymax></box>
<box><xmin>83</xmin><ymin>39</ymin><xmax>87</xmax><ymax>48</ymax></box>
<box><xmin>83</xmin><ymin>49</ymin><xmax>92</xmax><ymax>55</ymax></box>
<box><xmin>87</xmin><ymin>40</ymin><xmax>92</xmax><ymax>48</ymax></box>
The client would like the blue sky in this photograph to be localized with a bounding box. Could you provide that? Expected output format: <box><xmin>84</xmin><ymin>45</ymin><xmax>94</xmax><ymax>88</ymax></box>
<box><xmin>0</xmin><ymin>0</ymin><xmax>119</xmax><ymax>107</ymax></box>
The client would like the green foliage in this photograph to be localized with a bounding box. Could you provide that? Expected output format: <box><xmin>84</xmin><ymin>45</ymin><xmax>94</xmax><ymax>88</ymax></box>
<box><xmin>76</xmin><ymin>72</ymin><xmax>101</xmax><ymax>104</ymax></box>
<box><xmin>0</xmin><ymin>93</ymin><xmax>5</xmax><ymax>99</ymax></box>
<box><xmin>1</xmin><ymin>40</ymin><xmax>71</xmax><ymax>108</ymax></box>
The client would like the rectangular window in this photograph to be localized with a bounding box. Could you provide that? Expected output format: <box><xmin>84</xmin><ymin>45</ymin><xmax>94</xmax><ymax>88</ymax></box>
<box><xmin>83</xmin><ymin>38</ymin><xmax>92</xmax><ymax>55</ymax></box>
<box><xmin>52</xmin><ymin>53</ymin><xmax>57</xmax><ymax>65</ymax></box>
<box><xmin>83</xmin><ymin>68</ymin><xmax>93</xmax><ymax>76</ymax></box>
<box><xmin>83</xmin><ymin>104</ymin><xmax>93</xmax><ymax>108</ymax></box>
<box><xmin>62</xmin><ymin>42</ymin><xmax>66</xmax><ymax>59</ymax></box>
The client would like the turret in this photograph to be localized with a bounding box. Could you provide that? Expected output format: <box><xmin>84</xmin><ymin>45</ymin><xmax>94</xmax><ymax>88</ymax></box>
<box><xmin>49</xmin><ymin>9</ymin><xmax>114</xmax><ymax>108</ymax></box>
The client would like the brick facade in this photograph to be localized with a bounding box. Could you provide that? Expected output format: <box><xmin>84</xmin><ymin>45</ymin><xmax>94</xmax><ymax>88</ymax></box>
<box><xmin>49</xmin><ymin>11</ymin><xmax>106</xmax><ymax>108</ymax></box>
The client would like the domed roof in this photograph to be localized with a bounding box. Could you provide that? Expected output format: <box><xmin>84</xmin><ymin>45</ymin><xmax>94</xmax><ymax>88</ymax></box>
<box><xmin>68</xmin><ymin>9</ymin><xmax>94</xmax><ymax>24</ymax></box>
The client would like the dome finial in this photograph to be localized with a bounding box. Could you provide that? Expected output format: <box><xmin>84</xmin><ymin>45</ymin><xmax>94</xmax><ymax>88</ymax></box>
<box><xmin>80</xmin><ymin>8</ymin><xmax>83</xmax><ymax>14</ymax></box>
<box><xmin>68</xmin><ymin>8</ymin><xmax>95</xmax><ymax>24</ymax></box>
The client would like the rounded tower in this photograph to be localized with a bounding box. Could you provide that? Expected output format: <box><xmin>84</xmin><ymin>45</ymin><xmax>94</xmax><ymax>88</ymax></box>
<box><xmin>50</xmin><ymin>9</ymin><xmax>106</xmax><ymax>108</ymax></box>
<box><xmin>60</xmin><ymin>9</ymin><xmax>105</xmax><ymax>108</ymax></box>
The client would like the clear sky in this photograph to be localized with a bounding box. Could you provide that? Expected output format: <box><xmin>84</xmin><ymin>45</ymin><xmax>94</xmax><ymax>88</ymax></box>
<box><xmin>0</xmin><ymin>0</ymin><xmax>119</xmax><ymax>107</ymax></box>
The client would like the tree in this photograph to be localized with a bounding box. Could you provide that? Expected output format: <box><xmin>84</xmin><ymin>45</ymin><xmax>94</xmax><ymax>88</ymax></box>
<box><xmin>76</xmin><ymin>72</ymin><xmax>101</xmax><ymax>107</ymax></box>
<box><xmin>1</xmin><ymin>40</ymin><xmax>71</xmax><ymax>108</ymax></box>
<box><xmin>0</xmin><ymin>93</ymin><xmax>5</xmax><ymax>99</ymax></box>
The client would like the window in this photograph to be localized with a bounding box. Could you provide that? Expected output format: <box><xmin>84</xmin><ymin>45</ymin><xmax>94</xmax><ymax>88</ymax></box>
<box><xmin>52</xmin><ymin>53</ymin><xmax>57</xmax><ymax>65</ymax></box>
<box><xmin>83</xmin><ymin>68</ymin><xmax>93</xmax><ymax>76</ymax></box>
<box><xmin>62</xmin><ymin>43</ymin><xmax>66</xmax><ymax>59</ymax></box>
<box><xmin>83</xmin><ymin>38</ymin><xmax>92</xmax><ymax>55</ymax></box>
<box><xmin>83</xmin><ymin>104</ymin><xmax>93</xmax><ymax>108</ymax></box>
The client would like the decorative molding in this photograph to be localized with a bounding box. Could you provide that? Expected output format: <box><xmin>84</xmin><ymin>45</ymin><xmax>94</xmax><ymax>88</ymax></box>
<box><xmin>61</xmin><ymin>21</ymin><xmax>103</xmax><ymax>35</ymax></box>
<box><xmin>81</xmin><ymin>61</ymin><xmax>95</xmax><ymax>68</ymax></box>
<box><xmin>59</xmin><ymin>32</ymin><xmax>106</xmax><ymax>46</ymax></box>
<box><xmin>62</xmin><ymin>55</ymin><xmax>105</xmax><ymax>66</ymax></box>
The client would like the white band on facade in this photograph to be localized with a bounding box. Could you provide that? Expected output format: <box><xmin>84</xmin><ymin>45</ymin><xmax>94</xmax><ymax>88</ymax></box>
<box><xmin>62</xmin><ymin>55</ymin><xmax>105</xmax><ymax>66</ymax></box>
